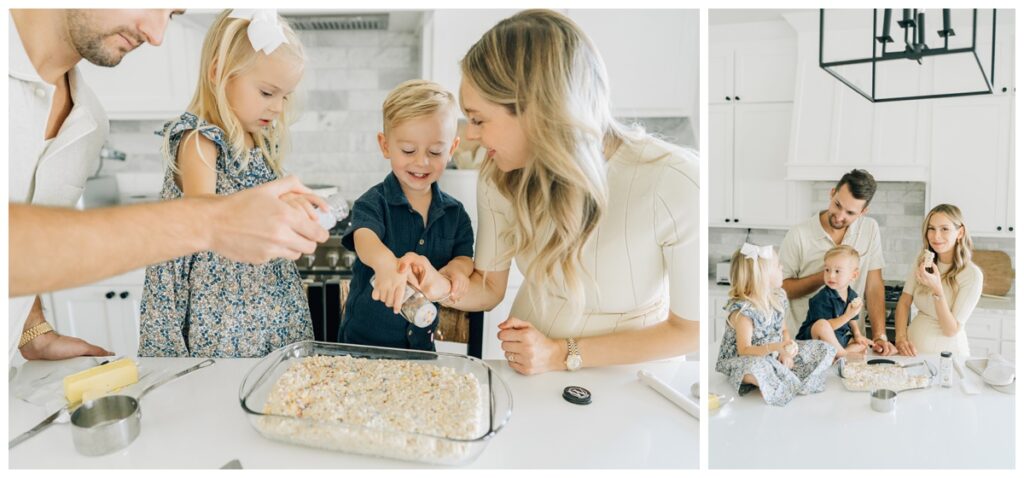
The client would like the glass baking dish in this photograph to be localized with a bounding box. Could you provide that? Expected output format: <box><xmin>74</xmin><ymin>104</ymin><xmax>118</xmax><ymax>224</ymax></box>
<box><xmin>239</xmin><ymin>341</ymin><xmax>512</xmax><ymax>465</ymax></box>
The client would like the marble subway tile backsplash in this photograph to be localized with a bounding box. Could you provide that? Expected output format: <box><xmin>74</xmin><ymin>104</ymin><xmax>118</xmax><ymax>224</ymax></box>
<box><xmin>710</xmin><ymin>181</ymin><xmax>1014</xmax><ymax>294</ymax></box>
<box><xmin>103</xmin><ymin>28</ymin><xmax>694</xmax><ymax>202</ymax></box>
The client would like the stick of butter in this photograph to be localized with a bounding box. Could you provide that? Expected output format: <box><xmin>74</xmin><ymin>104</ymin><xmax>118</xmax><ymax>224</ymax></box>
<box><xmin>63</xmin><ymin>358</ymin><xmax>139</xmax><ymax>403</ymax></box>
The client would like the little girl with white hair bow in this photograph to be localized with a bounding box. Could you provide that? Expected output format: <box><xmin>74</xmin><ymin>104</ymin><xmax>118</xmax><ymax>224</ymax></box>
<box><xmin>138</xmin><ymin>10</ymin><xmax>323</xmax><ymax>357</ymax></box>
<box><xmin>715</xmin><ymin>243</ymin><xmax>837</xmax><ymax>406</ymax></box>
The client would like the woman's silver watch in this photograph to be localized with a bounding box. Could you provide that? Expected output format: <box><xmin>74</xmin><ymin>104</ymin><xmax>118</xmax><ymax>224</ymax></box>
<box><xmin>565</xmin><ymin>337</ymin><xmax>582</xmax><ymax>371</ymax></box>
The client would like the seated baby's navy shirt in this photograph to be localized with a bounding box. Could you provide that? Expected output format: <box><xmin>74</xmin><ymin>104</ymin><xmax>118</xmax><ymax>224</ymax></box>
<box><xmin>795</xmin><ymin>285</ymin><xmax>859</xmax><ymax>346</ymax></box>
<box><xmin>339</xmin><ymin>172</ymin><xmax>474</xmax><ymax>351</ymax></box>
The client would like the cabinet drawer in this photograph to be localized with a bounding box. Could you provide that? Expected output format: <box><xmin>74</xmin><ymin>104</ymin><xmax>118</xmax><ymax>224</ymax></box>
<box><xmin>965</xmin><ymin>316</ymin><xmax>1001</xmax><ymax>340</ymax></box>
<box><xmin>1001</xmin><ymin>341</ymin><xmax>1015</xmax><ymax>361</ymax></box>
<box><xmin>968</xmin><ymin>338</ymin><xmax>1000</xmax><ymax>358</ymax></box>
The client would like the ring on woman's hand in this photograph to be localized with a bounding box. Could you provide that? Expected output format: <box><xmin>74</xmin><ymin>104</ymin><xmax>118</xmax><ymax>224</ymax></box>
<box><xmin>507</xmin><ymin>352</ymin><xmax>516</xmax><ymax>363</ymax></box>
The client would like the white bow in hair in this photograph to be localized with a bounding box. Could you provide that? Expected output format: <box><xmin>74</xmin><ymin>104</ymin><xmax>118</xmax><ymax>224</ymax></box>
<box><xmin>228</xmin><ymin>9</ymin><xmax>288</xmax><ymax>55</ymax></box>
<box><xmin>740</xmin><ymin>243</ymin><xmax>773</xmax><ymax>263</ymax></box>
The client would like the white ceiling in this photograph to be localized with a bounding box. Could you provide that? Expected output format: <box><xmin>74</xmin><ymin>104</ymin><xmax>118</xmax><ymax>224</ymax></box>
<box><xmin>709</xmin><ymin>9</ymin><xmax>811</xmax><ymax>25</ymax></box>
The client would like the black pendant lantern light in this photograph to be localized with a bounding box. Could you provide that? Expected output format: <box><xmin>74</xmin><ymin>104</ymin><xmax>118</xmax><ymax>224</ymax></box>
<box><xmin>819</xmin><ymin>9</ymin><xmax>997</xmax><ymax>102</ymax></box>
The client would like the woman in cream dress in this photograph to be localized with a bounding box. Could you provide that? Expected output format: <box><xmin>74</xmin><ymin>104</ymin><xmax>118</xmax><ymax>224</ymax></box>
<box><xmin>894</xmin><ymin>204</ymin><xmax>983</xmax><ymax>357</ymax></box>
<box><xmin>402</xmin><ymin>10</ymin><xmax>699</xmax><ymax>374</ymax></box>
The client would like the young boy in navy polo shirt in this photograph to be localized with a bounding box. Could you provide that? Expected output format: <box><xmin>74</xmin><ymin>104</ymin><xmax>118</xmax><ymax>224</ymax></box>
<box><xmin>339</xmin><ymin>80</ymin><xmax>474</xmax><ymax>351</ymax></box>
<box><xmin>795</xmin><ymin>245</ymin><xmax>873</xmax><ymax>359</ymax></box>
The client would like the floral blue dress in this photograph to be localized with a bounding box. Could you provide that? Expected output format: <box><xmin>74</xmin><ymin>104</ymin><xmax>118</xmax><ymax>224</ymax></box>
<box><xmin>715</xmin><ymin>290</ymin><xmax>836</xmax><ymax>406</ymax></box>
<box><xmin>137</xmin><ymin>112</ymin><xmax>312</xmax><ymax>358</ymax></box>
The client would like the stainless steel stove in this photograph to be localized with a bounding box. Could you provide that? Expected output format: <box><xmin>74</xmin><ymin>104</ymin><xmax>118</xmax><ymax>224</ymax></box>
<box><xmin>295</xmin><ymin>235</ymin><xmax>355</xmax><ymax>343</ymax></box>
<box><xmin>865</xmin><ymin>280</ymin><xmax>905</xmax><ymax>340</ymax></box>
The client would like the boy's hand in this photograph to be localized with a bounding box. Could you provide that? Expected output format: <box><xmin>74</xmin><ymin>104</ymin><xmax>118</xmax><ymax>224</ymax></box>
<box><xmin>372</xmin><ymin>266</ymin><xmax>413</xmax><ymax>314</ymax></box>
<box><xmin>852</xmin><ymin>335</ymin><xmax>873</xmax><ymax>349</ymax></box>
<box><xmin>442</xmin><ymin>269</ymin><xmax>470</xmax><ymax>303</ymax></box>
<box><xmin>845</xmin><ymin>297</ymin><xmax>864</xmax><ymax>316</ymax></box>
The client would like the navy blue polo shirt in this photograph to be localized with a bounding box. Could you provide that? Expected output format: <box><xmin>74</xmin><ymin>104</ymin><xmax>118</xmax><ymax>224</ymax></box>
<box><xmin>795</xmin><ymin>285</ymin><xmax>858</xmax><ymax>347</ymax></box>
<box><xmin>338</xmin><ymin>172</ymin><xmax>474</xmax><ymax>351</ymax></box>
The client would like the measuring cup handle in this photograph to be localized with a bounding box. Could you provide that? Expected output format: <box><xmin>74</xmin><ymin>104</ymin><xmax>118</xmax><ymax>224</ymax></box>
<box><xmin>138</xmin><ymin>359</ymin><xmax>216</xmax><ymax>400</ymax></box>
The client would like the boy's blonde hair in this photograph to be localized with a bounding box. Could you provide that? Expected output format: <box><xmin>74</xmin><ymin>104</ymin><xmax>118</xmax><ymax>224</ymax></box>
<box><xmin>382</xmin><ymin>79</ymin><xmax>458</xmax><ymax>134</ymax></box>
<box><xmin>824</xmin><ymin>245</ymin><xmax>861</xmax><ymax>266</ymax></box>
<box><xmin>165</xmin><ymin>9</ymin><xmax>305</xmax><ymax>176</ymax></box>
<box><xmin>728</xmin><ymin>246</ymin><xmax>784</xmax><ymax>318</ymax></box>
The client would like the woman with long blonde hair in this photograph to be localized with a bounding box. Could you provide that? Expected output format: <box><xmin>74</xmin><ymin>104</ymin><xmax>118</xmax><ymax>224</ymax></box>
<box><xmin>138</xmin><ymin>10</ymin><xmax>323</xmax><ymax>357</ymax></box>
<box><xmin>404</xmin><ymin>9</ymin><xmax>699</xmax><ymax>374</ymax></box>
<box><xmin>894</xmin><ymin>204</ymin><xmax>983</xmax><ymax>357</ymax></box>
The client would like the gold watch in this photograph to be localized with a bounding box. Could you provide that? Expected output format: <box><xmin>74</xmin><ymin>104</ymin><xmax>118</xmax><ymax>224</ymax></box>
<box><xmin>19</xmin><ymin>321</ymin><xmax>54</xmax><ymax>348</ymax></box>
<box><xmin>565</xmin><ymin>338</ymin><xmax>582</xmax><ymax>371</ymax></box>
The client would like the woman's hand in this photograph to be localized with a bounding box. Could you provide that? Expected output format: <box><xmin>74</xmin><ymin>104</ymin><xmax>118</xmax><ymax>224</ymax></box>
<box><xmin>895</xmin><ymin>337</ymin><xmax>917</xmax><ymax>357</ymax></box>
<box><xmin>371</xmin><ymin>264</ymin><xmax>415</xmax><ymax>314</ymax></box>
<box><xmin>915</xmin><ymin>261</ymin><xmax>944</xmax><ymax>296</ymax></box>
<box><xmin>397</xmin><ymin>253</ymin><xmax>451</xmax><ymax>301</ymax></box>
<box><xmin>497</xmin><ymin>317</ymin><xmax>564</xmax><ymax>375</ymax></box>
<box><xmin>280</xmin><ymin>192</ymin><xmax>329</xmax><ymax>221</ymax></box>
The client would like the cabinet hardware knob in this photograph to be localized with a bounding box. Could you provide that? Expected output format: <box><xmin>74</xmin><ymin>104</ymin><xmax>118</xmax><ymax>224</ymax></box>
<box><xmin>997</xmin><ymin>226</ymin><xmax>1003</xmax><ymax>231</ymax></box>
<box><xmin>1009</xmin><ymin>226</ymin><xmax>1014</xmax><ymax>232</ymax></box>
<box><xmin>120</xmin><ymin>291</ymin><xmax>130</xmax><ymax>299</ymax></box>
<box><xmin>735</xmin><ymin>96</ymin><xmax>741</xmax><ymax>101</ymax></box>
<box><xmin>105</xmin><ymin>291</ymin><xmax>115</xmax><ymax>299</ymax></box>
<box><xmin>724</xmin><ymin>218</ymin><xmax>731</xmax><ymax>223</ymax></box>
<box><xmin>734</xmin><ymin>218</ymin><xmax>740</xmax><ymax>223</ymax></box>
<box><xmin>725</xmin><ymin>96</ymin><xmax>731</xmax><ymax>101</ymax></box>
<box><xmin>1002</xmin><ymin>87</ymin><xmax>1007</xmax><ymax>92</ymax></box>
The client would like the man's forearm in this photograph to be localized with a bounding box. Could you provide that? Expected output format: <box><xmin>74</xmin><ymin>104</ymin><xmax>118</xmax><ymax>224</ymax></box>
<box><xmin>866</xmin><ymin>274</ymin><xmax>887</xmax><ymax>340</ymax></box>
<box><xmin>10</xmin><ymin>201</ymin><xmax>209</xmax><ymax>297</ymax></box>
<box><xmin>781</xmin><ymin>273</ymin><xmax>824</xmax><ymax>299</ymax></box>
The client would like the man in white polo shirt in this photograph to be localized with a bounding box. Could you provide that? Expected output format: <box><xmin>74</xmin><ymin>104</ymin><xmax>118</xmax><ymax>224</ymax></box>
<box><xmin>778</xmin><ymin>169</ymin><xmax>898</xmax><ymax>356</ymax></box>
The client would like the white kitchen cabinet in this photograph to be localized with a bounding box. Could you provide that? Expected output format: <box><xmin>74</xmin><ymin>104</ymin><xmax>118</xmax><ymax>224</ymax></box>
<box><xmin>709</xmin><ymin>102</ymin><xmax>809</xmax><ymax>228</ymax></box>
<box><xmin>708</xmin><ymin>287</ymin><xmax>730</xmax><ymax>346</ymax></box>
<box><xmin>77</xmin><ymin>20</ymin><xmax>204</xmax><ymax>120</ymax></box>
<box><xmin>968</xmin><ymin>338</ymin><xmax>1001</xmax><ymax>358</ymax></box>
<box><xmin>710</xmin><ymin>23</ymin><xmax>797</xmax><ymax>105</ymax></box>
<box><xmin>965</xmin><ymin>310</ymin><xmax>1015</xmax><ymax>359</ymax></box>
<box><xmin>423</xmin><ymin>10</ymin><xmax>699</xmax><ymax>118</ymax></box>
<box><xmin>568</xmin><ymin>9</ymin><xmax>698</xmax><ymax>117</ymax></box>
<box><xmin>47</xmin><ymin>270</ymin><xmax>145</xmax><ymax>357</ymax></box>
<box><xmin>928</xmin><ymin>94</ymin><xmax>1014</xmax><ymax>236</ymax></box>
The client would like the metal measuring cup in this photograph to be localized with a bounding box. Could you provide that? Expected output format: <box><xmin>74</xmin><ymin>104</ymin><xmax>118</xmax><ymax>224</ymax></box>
<box><xmin>70</xmin><ymin>359</ymin><xmax>215</xmax><ymax>456</ymax></box>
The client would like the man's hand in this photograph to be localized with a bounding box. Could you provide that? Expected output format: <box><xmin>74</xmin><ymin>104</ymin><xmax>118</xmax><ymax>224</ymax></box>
<box><xmin>872</xmin><ymin>337</ymin><xmax>899</xmax><ymax>356</ymax></box>
<box><xmin>207</xmin><ymin>176</ymin><xmax>329</xmax><ymax>263</ymax></box>
<box><xmin>20</xmin><ymin>332</ymin><xmax>113</xmax><ymax>361</ymax></box>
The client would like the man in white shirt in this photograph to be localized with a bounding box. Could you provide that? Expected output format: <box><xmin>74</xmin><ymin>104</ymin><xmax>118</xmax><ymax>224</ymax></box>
<box><xmin>778</xmin><ymin>169</ymin><xmax>898</xmax><ymax>356</ymax></box>
<box><xmin>9</xmin><ymin>10</ymin><xmax>327</xmax><ymax>363</ymax></box>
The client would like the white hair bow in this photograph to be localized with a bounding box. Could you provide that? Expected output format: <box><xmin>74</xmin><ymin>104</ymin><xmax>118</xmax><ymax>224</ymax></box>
<box><xmin>740</xmin><ymin>243</ymin><xmax>773</xmax><ymax>263</ymax></box>
<box><xmin>228</xmin><ymin>9</ymin><xmax>288</xmax><ymax>55</ymax></box>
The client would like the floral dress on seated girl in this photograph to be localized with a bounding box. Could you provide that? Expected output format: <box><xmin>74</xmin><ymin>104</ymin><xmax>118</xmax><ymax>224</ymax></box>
<box><xmin>715</xmin><ymin>289</ymin><xmax>836</xmax><ymax>406</ymax></box>
<box><xmin>137</xmin><ymin>112</ymin><xmax>313</xmax><ymax>358</ymax></box>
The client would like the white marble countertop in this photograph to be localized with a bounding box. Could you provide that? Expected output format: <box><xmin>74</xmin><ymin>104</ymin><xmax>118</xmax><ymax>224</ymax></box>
<box><xmin>708</xmin><ymin>345</ymin><xmax>1015</xmax><ymax>469</ymax></box>
<box><xmin>9</xmin><ymin>356</ymin><xmax>697</xmax><ymax>469</ymax></box>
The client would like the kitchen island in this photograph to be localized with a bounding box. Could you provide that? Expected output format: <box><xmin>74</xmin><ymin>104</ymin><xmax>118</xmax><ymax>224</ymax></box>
<box><xmin>708</xmin><ymin>347</ymin><xmax>1015</xmax><ymax>469</ymax></box>
<box><xmin>9</xmin><ymin>356</ymin><xmax>697</xmax><ymax>469</ymax></box>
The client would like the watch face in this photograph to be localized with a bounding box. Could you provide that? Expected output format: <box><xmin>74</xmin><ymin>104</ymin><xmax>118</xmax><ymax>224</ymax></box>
<box><xmin>567</xmin><ymin>355</ymin><xmax>582</xmax><ymax>370</ymax></box>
